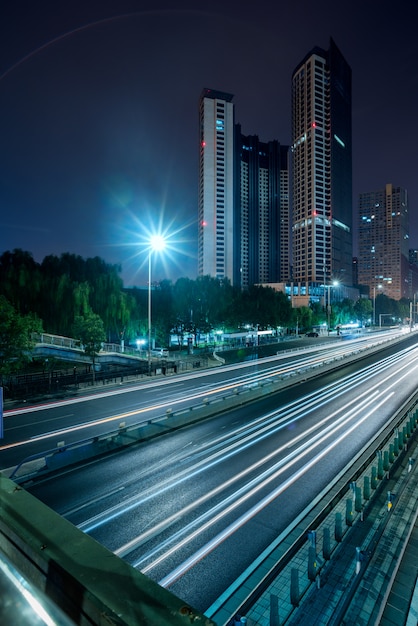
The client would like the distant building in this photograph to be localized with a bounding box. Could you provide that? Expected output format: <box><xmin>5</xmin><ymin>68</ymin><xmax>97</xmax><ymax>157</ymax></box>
<box><xmin>358</xmin><ymin>184</ymin><xmax>409</xmax><ymax>300</ymax></box>
<box><xmin>352</xmin><ymin>257</ymin><xmax>358</xmax><ymax>286</ymax></box>
<box><xmin>198</xmin><ymin>88</ymin><xmax>290</xmax><ymax>288</ymax></box>
<box><xmin>291</xmin><ymin>38</ymin><xmax>353</xmax><ymax>303</ymax></box>
<box><xmin>409</xmin><ymin>249</ymin><xmax>418</xmax><ymax>303</ymax></box>
<box><xmin>237</xmin><ymin>130</ymin><xmax>290</xmax><ymax>288</ymax></box>
<box><xmin>198</xmin><ymin>88</ymin><xmax>235</xmax><ymax>283</ymax></box>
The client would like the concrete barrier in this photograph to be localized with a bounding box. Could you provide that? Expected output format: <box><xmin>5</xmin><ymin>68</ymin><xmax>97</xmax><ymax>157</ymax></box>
<box><xmin>0</xmin><ymin>474</ymin><xmax>215</xmax><ymax>626</ymax></box>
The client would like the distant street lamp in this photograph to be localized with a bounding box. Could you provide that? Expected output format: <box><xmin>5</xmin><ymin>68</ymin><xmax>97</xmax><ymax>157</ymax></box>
<box><xmin>373</xmin><ymin>284</ymin><xmax>382</xmax><ymax>327</ymax></box>
<box><xmin>148</xmin><ymin>234</ymin><xmax>166</xmax><ymax>374</ymax></box>
<box><xmin>325</xmin><ymin>280</ymin><xmax>339</xmax><ymax>334</ymax></box>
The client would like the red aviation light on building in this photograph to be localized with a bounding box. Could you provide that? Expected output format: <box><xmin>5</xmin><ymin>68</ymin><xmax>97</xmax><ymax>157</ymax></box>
<box><xmin>201</xmin><ymin>220</ymin><xmax>208</xmax><ymax>227</ymax></box>
<box><xmin>201</xmin><ymin>141</ymin><xmax>206</xmax><ymax>147</ymax></box>
<box><xmin>312</xmin><ymin>122</ymin><xmax>317</xmax><ymax>128</ymax></box>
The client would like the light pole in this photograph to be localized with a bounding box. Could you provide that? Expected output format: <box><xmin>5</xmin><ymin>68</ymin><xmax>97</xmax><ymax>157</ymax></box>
<box><xmin>325</xmin><ymin>280</ymin><xmax>339</xmax><ymax>335</ymax></box>
<box><xmin>373</xmin><ymin>284</ymin><xmax>382</xmax><ymax>327</ymax></box>
<box><xmin>326</xmin><ymin>285</ymin><xmax>331</xmax><ymax>334</ymax></box>
<box><xmin>147</xmin><ymin>234</ymin><xmax>166</xmax><ymax>375</ymax></box>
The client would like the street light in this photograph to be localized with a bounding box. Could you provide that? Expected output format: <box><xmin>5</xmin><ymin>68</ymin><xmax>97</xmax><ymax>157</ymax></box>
<box><xmin>373</xmin><ymin>284</ymin><xmax>382</xmax><ymax>327</ymax></box>
<box><xmin>325</xmin><ymin>280</ymin><xmax>339</xmax><ymax>335</ymax></box>
<box><xmin>148</xmin><ymin>234</ymin><xmax>166</xmax><ymax>374</ymax></box>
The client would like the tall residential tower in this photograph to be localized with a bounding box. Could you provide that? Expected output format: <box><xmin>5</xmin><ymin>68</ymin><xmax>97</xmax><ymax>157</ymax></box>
<box><xmin>237</xmin><ymin>130</ymin><xmax>290</xmax><ymax>288</ymax></box>
<box><xmin>358</xmin><ymin>184</ymin><xmax>409</xmax><ymax>300</ymax></box>
<box><xmin>198</xmin><ymin>88</ymin><xmax>290</xmax><ymax>288</ymax></box>
<box><xmin>198</xmin><ymin>89</ymin><xmax>235</xmax><ymax>282</ymax></box>
<box><xmin>291</xmin><ymin>38</ymin><xmax>353</xmax><ymax>299</ymax></box>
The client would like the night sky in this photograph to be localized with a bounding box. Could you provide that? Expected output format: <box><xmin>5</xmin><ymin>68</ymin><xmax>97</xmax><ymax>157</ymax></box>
<box><xmin>1</xmin><ymin>1</ymin><xmax>417</xmax><ymax>287</ymax></box>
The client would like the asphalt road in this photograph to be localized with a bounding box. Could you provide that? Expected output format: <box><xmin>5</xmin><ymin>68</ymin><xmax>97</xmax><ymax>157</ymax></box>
<box><xmin>14</xmin><ymin>333</ymin><xmax>418</xmax><ymax>612</ymax></box>
<box><xmin>0</xmin><ymin>334</ymin><xmax>372</xmax><ymax>468</ymax></box>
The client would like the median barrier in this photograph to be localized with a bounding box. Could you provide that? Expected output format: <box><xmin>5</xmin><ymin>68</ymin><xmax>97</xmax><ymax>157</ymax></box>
<box><xmin>10</xmin><ymin>331</ymin><xmax>415</xmax><ymax>484</ymax></box>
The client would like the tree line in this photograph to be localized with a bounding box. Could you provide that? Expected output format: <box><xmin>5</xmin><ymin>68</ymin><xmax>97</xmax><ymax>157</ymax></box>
<box><xmin>0</xmin><ymin>249</ymin><xmax>412</xmax><ymax>382</ymax></box>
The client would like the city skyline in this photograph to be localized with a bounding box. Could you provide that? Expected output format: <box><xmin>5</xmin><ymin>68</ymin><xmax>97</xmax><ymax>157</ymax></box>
<box><xmin>1</xmin><ymin>1</ymin><xmax>417</xmax><ymax>287</ymax></box>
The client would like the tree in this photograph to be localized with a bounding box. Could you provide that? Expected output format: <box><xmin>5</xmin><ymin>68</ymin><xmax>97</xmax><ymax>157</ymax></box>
<box><xmin>0</xmin><ymin>296</ymin><xmax>42</xmax><ymax>386</ymax></box>
<box><xmin>0</xmin><ymin>249</ymin><xmax>42</xmax><ymax>316</ymax></box>
<box><xmin>72</xmin><ymin>311</ymin><xmax>106</xmax><ymax>384</ymax></box>
<box><xmin>333</xmin><ymin>298</ymin><xmax>355</xmax><ymax>326</ymax></box>
<box><xmin>293</xmin><ymin>306</ymin><xmax>313</xmax><ymax>332</ymax></box>
<box><xmin>354</xmin><ymin>298</ymin><xmax>372</xmax><ymax>326</ymax></box>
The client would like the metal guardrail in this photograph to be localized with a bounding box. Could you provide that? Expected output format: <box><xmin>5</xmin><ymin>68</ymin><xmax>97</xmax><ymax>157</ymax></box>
<box><xmin>206</xmin><ymin>392</ymin><xmax>418</xmax><ymax>625</ymax></box>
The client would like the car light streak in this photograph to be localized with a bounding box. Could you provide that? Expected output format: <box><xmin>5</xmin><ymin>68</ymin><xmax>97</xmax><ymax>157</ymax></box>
<box><xmin>0</xmin><ymin>362</ymin><xmax>320</xmax><ymax>452</ymax></box>
<box><xmin>64</xmin><ymin>486</ymin><xmax>126</xmax><ymax>517</ymax></box>
<box><xmin>2</xmin><ymin>342</ymin><xmax>416</xmax><ymax>456</ymax></box>
<box><xmin>4</xmin><ymin>414</ymin><xmax>75</xmax><ymax>432</ymax></box>
<box><xmin>81</xmin><ymin>381</ymin><xmax>380</xmax><ymax>535</ymax></box>
<box><xmin>80</xmin><ymin>350</ymin><xmax>417</xmax><ymax>535</ymax></box>
<box><xmin>3</xmin><ymin>334</ymin><xmax>405</xmax><ymax>420</ymax></box>
<box><xmin>2</xmin><ymin>343</ymin><xmax>337</xmax><ymax>418</ymax></box>
<box><xmin>128</xmin><ymin>390</ymin><xmax>381</xmax><ymax>566</ymax></box>
<box><xmin>157</xmin><ymin>392</ymin><xmax>394</xmax><ymax>587</ymax></box>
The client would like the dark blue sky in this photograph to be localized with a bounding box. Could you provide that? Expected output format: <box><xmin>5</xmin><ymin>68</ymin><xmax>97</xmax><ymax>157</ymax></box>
<box><xmin>1</xmin><ymin>1</ymin><xmax>417</xmax><ymax>287</ymax></box>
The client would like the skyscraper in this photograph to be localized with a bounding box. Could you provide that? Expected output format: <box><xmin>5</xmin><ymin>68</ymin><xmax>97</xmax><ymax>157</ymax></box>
<box><xmin>358</xmin><ymin>184</ymin><xmax>409</xmax><ymax>300</ymax></box>
<box><xmin>198</xmin><ymin>89</ymin><xmax>235</xmax><ymax>282</ymax></box>
<box><xmin>237</xmin><ymin>131</ymin><xmax>290</xmax><ymax>288</ymax></box>
<box><xmin>198</xmin><ymin>88</ymin><xmax>290</xmax><ymax>288</ymax></box>
<box><xmin>291</xmin><ymin>38</ymin><xmax>353</xmax><ymax>299</ymax></box>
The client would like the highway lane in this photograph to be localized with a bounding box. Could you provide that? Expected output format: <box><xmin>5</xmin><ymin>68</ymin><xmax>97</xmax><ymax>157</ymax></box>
<box><xmin>24</xmin><ymin>335</ymin><xmax>418</xmax><ymax>612</ymax></box>
<box><xmin>0</xmin><ymin>331</ymin><xmax>408</xmax><ymax>470</ymax></box>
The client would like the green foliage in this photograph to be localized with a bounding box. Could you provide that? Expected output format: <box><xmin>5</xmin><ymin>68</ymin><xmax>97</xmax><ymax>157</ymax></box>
<box><xmin>72</xmin><ymin>312</ymin><xmax>106</xmax><ymax>358</ymax></box>
<box><xmin>0</xmin><ymin>250</ymin><xmax>137</xmax><ymax>340</ymax></box>
<box><xmin>0</xmin><ymin>249</ymin><xmax>42</xmax><ymax>315</ymax></box>
<box><xmin>72</xmin><ymin>311</ymin><xmax>106</xmax><ymax>384</ymax></box>
<box><xmin>0</xmin><ymin>295</ymin><xmax>42</xmax><ymax>383</ymax></box>
<box><xmin>294</xmin><ymin>306</ymin><xmax>313</xmax><ymax>331</ymax></box>
<box><xmin>0</xmin><ymin>249</ymin><xmax>414</xmax><ymax>358</ymax></box>
<box><xmin>308</xmin><ymin>302</ymin><xmax>323</xmax><ymax>327</ymax></box>
<box><xmin>353</xmin><ymin>298</ymin><xmax>373</xmax><ymax>324</ymax></box>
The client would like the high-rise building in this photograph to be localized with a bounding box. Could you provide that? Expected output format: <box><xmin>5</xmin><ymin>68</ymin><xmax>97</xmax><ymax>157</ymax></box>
<box><xmin>198</xmin><ymin>88</ymin><xmax>290</xmax><ymax>288</ymax></box>
<box><xmin>358</xmin><ymin>184</ymin><xmax>409</xmax><ymax>300</ymax></box>
<box><xmin>237</xmin><ymin>130</ymin><xmax>290</xmax><ymax>288</ymax></box>
<box><xmin>410</xmin><ymin>249</ymin><xmax>418</xmax><ymax>268</ymax></box>
<box><xmin>198</xmin><ymin>89</ymin><xmax>235</xmax><ymax>282</ymax></box>
<box><xmin>291</xmin><ymin>38</ymin><xmax>353</xmax><ymax>299</ymax></box>
<box><xmin>408</xmin><ymin>250</ymin><xmax>418</xmax><ymax>304</ymax></box>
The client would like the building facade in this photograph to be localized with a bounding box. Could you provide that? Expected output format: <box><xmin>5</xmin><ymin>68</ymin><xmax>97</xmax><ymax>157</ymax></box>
<box><xmin>291</xmin><ymin>38</ymin><xmax>353</xmax><ymax>300</ymax></box>
<box><xmin>198</xmin><ymin>88</ymin><xmax>290</xmax><ymax>288</ymax></box>
<box><xmin>198</xmin><ymin>88</ymin><xmax>235</xmax><ymax>282</ymax></box>
<box><xmin>237</xmin><ymin>130</ymin><xmax>290</xmax><ymax>288</ymax></box>
<box><xmin>358</xmin><ymin>184</ymin><xmax>409</xmax><ymax>300</ymax></box>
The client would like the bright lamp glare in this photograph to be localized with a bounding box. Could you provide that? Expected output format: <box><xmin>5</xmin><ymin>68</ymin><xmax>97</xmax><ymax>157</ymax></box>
<box><xmin>150</xmin><ymin>234</ymin><xmax>166</xmax><ymax>252</ymax></box>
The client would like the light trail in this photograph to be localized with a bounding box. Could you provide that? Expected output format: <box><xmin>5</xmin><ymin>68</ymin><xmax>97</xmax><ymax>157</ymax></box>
<box><xmin>119</xmin><ymin>390</ymin><xmax>380</xmax><ymax>562</ymax></box>
<box><xmin>157</xmin><ymin>392</ymin><xmax>394</xmax><ymax>587</ymax></box>
<box><xmin>153</xmin><ymin>353</ymin><xmax>418</xmax><ymax>585</ymax></box>
<box><xmin>78</xmin><ymin>346</ymin><xmax>418</xmax><ymax>534</ymax></box>
<box><xmin>2</xmin><ymin>332</ymin><xmax>399</xmax><ymax>419</ymax></box>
